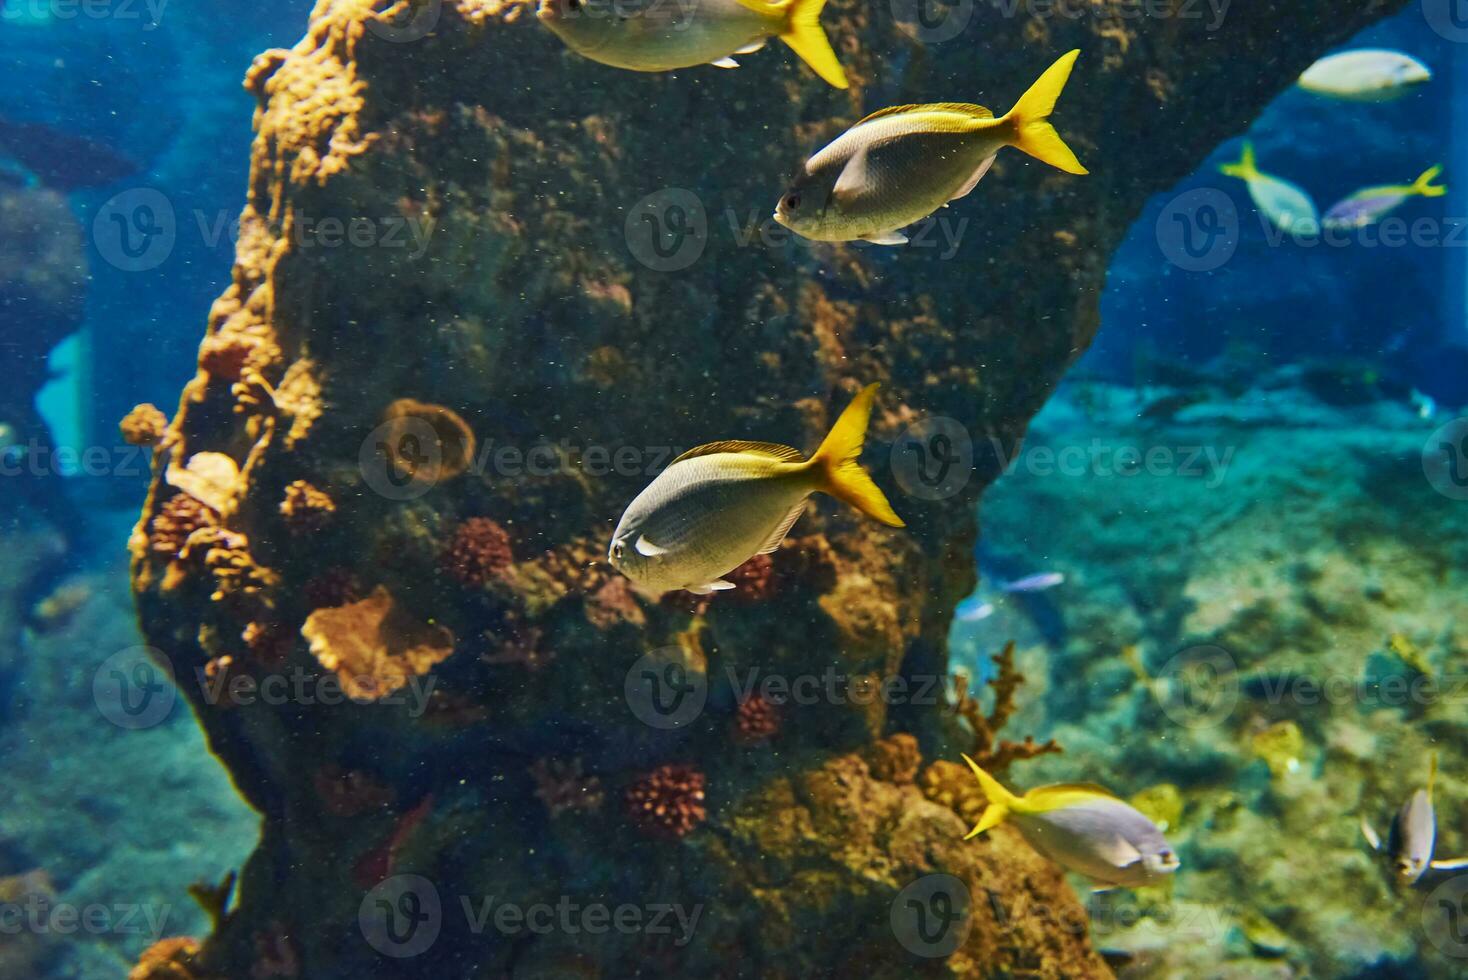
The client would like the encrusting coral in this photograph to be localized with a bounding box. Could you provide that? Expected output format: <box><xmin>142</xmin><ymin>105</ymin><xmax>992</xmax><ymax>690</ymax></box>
<box><xmin>301</xmin><ymin>585</ymin><xmax>456</xmax><ymax>699</ymax></box>
<box><xmin>149</xmin><ymin>494</ymin><xmax>218</xmax><ymax>559</ymax></box>
<box><xmin>128</xmin><ymin>937</ymin><xmax>203</xmax><ymax>980</ymax></box>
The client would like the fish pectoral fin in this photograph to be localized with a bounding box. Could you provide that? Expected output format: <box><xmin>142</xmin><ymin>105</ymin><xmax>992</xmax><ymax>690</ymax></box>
<box><xmin>862</xmin><ymin>231</ymin><xmax>909</xmax><ymax>246</ymax></box>
<box><xmin>734</xmin><ymin>40</ymin><xmax>767</xmax><ymax>53</ymax></box>
<box><xmin>634</xmin><ymin>535</ymin><xmax>670</xmax><ymax>557</ymax></box>
<box><xmin>832</xmin><ymin>147</ymin><xmax>875</xmax><ymax>209</ymax></box>
<box><xmin>949</xmin><ymin>153</ymin><xmax>997</xmax><ymax>202</ymax></box>
<box><xmin>711</xmin><ymin>57</ymin><xmax>740</xmax><ymax>69</ymax></box>
<box><xmin>1360</xmin><ymin>815</ymin><xmax>1382</xmax><ymax>851</ymax></box>
<box><xmin>1430</xmin><ymin>857</ymin><xmax>1468</xmax><ymax>870</ymax></box>
<box><xmin>756</xmin><ymin>500</ymin><xmax>808</xmax><ymax>554</ymax></box>
<box><xmin>687</xmin><ymin>580</ymin><xmax>736</xmax><ymax>595</ymax></box>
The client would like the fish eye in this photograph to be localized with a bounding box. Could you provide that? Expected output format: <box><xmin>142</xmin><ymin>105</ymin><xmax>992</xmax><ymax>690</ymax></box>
<box><xmin>783</xmin><ymin>193</ymin><xmax>801</xmax><ymax>211</ymax></box>
<box><xmin>612</xmin><ymin>542</ymin><xmax>625</xmax><ymax>561</ymax></box>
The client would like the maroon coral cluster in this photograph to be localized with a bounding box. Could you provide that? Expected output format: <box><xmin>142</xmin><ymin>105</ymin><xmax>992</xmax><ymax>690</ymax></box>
<box><xmin>731</xmin><ymin>693</ymin><xmax>782</xmax><ymax>745</ymax></box>
<box><xmin>441</xmin><ymin>516</ymin><xmax>513</xmax><ymax>586</ymax></box>
<box><xmin>625</xmin><ymin>764</ymin><xmax>706</xmax><ymax>839</ymax></box>
<box><xmin>726</xmin><ymin>553</ymin><xmax>777</xmax><ymax>602</ymax></box>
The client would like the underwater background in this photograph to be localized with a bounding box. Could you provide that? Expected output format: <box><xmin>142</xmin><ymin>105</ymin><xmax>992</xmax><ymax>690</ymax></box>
<box><xmin>1</xmin><ymin>0</ymin><xmax>1467</xmax><ymax>977</ymax></box>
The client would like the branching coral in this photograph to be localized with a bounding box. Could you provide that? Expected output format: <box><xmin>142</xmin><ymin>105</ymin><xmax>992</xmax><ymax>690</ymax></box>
<box><xmin>194</xmin><ymin>528</ymin><xmax>283</xmax><ymax>607</ymax></box>
<box><xmin>952</xmin><ymin>641</ymin><xmax>1062</xmax><ymax>776</ymax></box>
<box><xmin>120</xmin><ymin>403</ymin><xmax>169</xmax><ymax>447</ymax></box>
<box><xmin>302</xmin><ymin>586</ymin><xmax>456</xmax><ymax>699</ymax></box>
<box><xmin>625</xmin><ymin>764</ymin><xmax>707</xmax><ymax>839</ymax></box>
<box><xmin>128</xmin><ymin>937</ymin><xmax>203</xmax><ymax>980</ymax></box>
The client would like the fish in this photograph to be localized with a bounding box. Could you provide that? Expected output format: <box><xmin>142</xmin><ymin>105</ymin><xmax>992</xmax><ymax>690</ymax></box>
<box><xmin>0</xmin><ymin>115</ymin><xmax>139</xmax><ymax>191</ymax></box>
<box><xmin>1361</xmin><ymin>755</ymin><xmax>1468</xmax><ymax>887</ymax></box>
<box><xmin>609</xmin><ymin>383</ymin><xmax>905</xmax><ymax>596</ymax></box>
<box><xmin>1000</xmin><ymin>571</ymin><xmax>1064</xmax><ymax>593</ymax></box>
<box><xmin>1297</xmin><ymin>49</ymin><xmax>1431</xmax><ymax>102</ymax></box>
<box><xmin>535</xmin><ymin>0</ymin><xmax>848</xmax><ymax>89</ymax></box>
<box><xmin>1321</xmin><ymin>165</ymin><xmax>1446</xmax><ymax>231</ymax></box>
<box><xmin>773</xmin><ymin>50</ymin><xmax>1087</xmax><ymax>246</ymax></box>
<box><xmin>1218</xmin><ymin>142</ymin><xmax>1320</xmax><ymax>237</ymax></box>
<box><xmin>961</xmin><ymin>755</ymin><xmax>1180</xmax><ymax>889</ymax></box>
<box><xmin>955</xmin><ymin>596</ymin><xmax>995</xmax><ymax>622</ymax></box>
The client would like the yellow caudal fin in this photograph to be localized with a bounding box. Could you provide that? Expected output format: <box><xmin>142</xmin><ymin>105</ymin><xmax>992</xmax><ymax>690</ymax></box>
<box><xmin>808</xmin><ymin>383</ymin><xmax>904</xmax><ymax>527</ymax></box>
<box><xmin>779</xmin><ymin>0</ymin><xmax>848</xmax><ymax>89</ymax></box>
<box><xmin>962</xmin><ymin>753</ymin><xmax>1022</xmax><ymax>839</ymax></box>
<box><xmin>1219</xmin><ymin>141</ymin><xmax>1259</xmax><ymax>181</ymax></box>
<box><xmin>1411</xmin><ymin>164</ymin><xmax>1447</xmax><ymax>197</ymax></box>
<box><xmin>1001</xmin><ymin>49</ymin><xmax>1087</xmax><ymax>175</ymax></box>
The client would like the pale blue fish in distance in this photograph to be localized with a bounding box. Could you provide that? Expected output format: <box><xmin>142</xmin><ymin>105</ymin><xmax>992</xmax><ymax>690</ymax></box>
<box><xmin>1001</xmin><ymin>572</ymin><xmax>1066</xmax><ymax>593</ymax></box>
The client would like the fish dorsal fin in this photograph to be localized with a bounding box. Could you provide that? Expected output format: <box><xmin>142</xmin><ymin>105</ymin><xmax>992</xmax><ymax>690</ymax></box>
<box><xmin>854</xmin><ymin>102</ymin><xmax>993</xmax><ymax>126</ymax></box>
<box><xmin>673</xmin><ymin>440</ymin><xmax>806</xmax><ymax>464</ymax></box>
<box><xmin>757</xmin><ymin>499</ymin><xmax>808</xmax><ymax>554</ymax></box>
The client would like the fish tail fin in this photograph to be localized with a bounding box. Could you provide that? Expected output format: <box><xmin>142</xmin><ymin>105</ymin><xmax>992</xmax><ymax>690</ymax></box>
<box><xmin>1219</xmin><ymin>141</ymin><xmax>1258</xmax><ymax>180</ymax></box>
<box><xmin>808</xmin><ymin>383</ymin><xmax>905</xmax><ymax>527</ymax></box>
<box><xmin>1001</xmin><ymin>49</ymin><xmax>1087</xmax><ymax>175</ymax></box>
<box><xmin>962</xmin><ymin>753</ymin><xmax>1021</xmax><ymax>839</ymax></box>
<box><xmin>1412</xmin><ymin>164</ymin><xmax>1447</xmax><ymax>197</ymax></box>
<box><xmin>779</xmin><ymin>0</ymin><xmax>848</xmax><ymax>89</ymax></box>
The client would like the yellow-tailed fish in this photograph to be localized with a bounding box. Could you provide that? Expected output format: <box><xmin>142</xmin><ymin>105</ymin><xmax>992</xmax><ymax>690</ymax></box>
<box><xmin>773</xmin><ymin>50</ymin><xmax>1087</xmax><ymax>246</ymax></box>
<box><xmin>1297</xmin><ymin>49</ymin><xmax>1431</xmax><ymax>102</ymax></box>
<box><xmin>962</xmin><ymin>755</ymin><xmax>1179</xmax><ymax>889</ymax></box>
<box><xmin>536</xmin><ymin>0</ymin><xmax>847</xmax><ymax>88</ymax></box>
<box><xmin>1323</xmin><ymin>166</ymin><xmax>1446</xmax><ymax>231</ymax></box>
<box><xmin>1219</xmin><ymin>142</ymin><xmax>1320</xmax><ymax>236</ymax></box>
<box><xmin>609</xmin><ymin>384</ymin><xmax>904</xmax><ymax>596</ymax></box>
<box><xmin>1361</xmin><ymin>754</ymin><xmax>1468</xmax><ymax>888</ymax></box>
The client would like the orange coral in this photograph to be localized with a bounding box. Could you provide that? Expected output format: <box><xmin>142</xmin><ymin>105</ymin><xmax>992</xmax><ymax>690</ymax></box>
<box><xmin>301</xmin><ymin>586</ymin><xmax>455</xmax><ymax>700</ymax></box>
<box><xmin>952</xmin><ymin>641</ymin><xmax>1062</xmax><ymax>776</ymax></box>
<box><xmin>279</xmin><ymin>479</ymin><xmax>336</xmax><ymax>534</ymax></box>
<box><xmin>120</xmin><ymin>403</ymin><xmax>169</xmax><ymax>447</ymax></box>
<box><xmin>379</xmin><ymin>398</ymin><xmax>477</xmax><ymax>486</ymax></box>
<box><xmin>199</xmin><ymin>333</ymin><xmax>256</xmax><ymax>382</ymax></box>
<box><xmin>129</xmin><ymin>937</ymin><xmax>202</xmax><ymax>980</ymax></box>
<box><xmin>150</xmin><ymin>494</ymin><xmax>218</xmax><ymax>559</ymax></box>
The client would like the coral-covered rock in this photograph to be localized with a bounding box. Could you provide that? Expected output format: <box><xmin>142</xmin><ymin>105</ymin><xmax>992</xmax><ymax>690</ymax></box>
<box><xmin>120</xmin><ymin>403</ymin><xmax>170</xmax><ymax>447</ymax></box>
<box><xmin>441</xmin><ymin>516</ymin><xmax>513</xmax><ymax>587</ymax></box>
<box><xmin>625</xmin><ymin>763</ymin><xmax>707</xmax><ymax>840</ymax></box>
<box><xmin>863</xmin><ymin>732</ymin><xmax>923</xmax><ymax>785</ymax></box>
<box><xmin>198</xmin><ymin>333</ymin><xmax>257</xmax><ymax>382</ymax></box>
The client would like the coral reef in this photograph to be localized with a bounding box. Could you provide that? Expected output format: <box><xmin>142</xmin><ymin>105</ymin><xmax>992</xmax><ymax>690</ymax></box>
<box><xmin>127</xmin><ymin>0</ymin><xmax>1409</xmax><ymax>975</ymax></box>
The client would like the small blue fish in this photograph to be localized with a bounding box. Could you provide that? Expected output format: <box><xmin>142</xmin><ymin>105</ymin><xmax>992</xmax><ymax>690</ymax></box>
<box><xmin>1362</xmin><ymin>755</ymin><xmax>1468</xmax><ymax>887</ymax></box>
<box><xmin>955</xmin><ymin>597</ymin><xmax>995</xmax><ymax>622</ymax></box>
<box><xmin>1001</xmin><ymin>572</ymin><xmax>1065</xmax><ymax>594</ymax></box>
